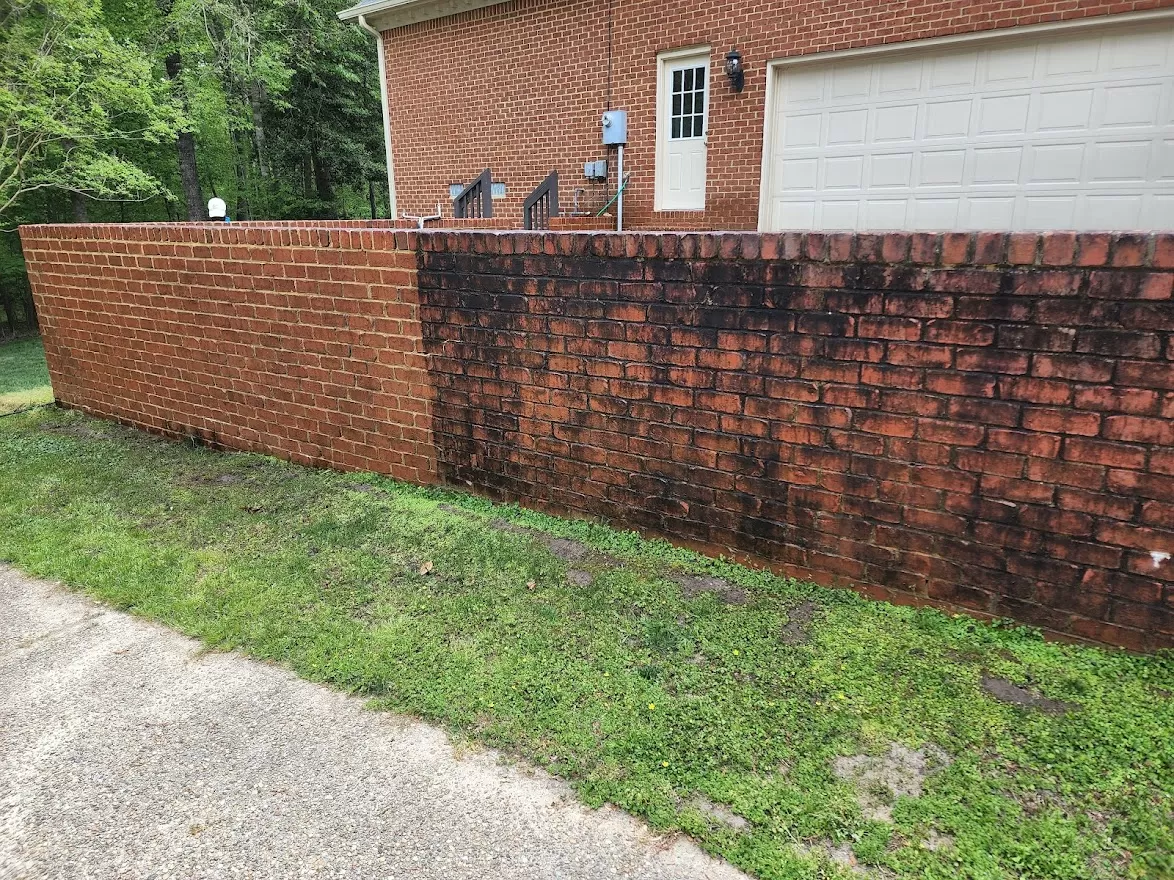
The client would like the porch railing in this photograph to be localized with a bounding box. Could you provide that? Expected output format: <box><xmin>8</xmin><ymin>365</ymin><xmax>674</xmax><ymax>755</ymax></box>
<box><xmin>522</xmin><ymin>170</ymin><xmax>559</xmax><ymax>230</ymax></box>
<box><xmin>452</xmin><ymin>169</ymin><xmax>493</xmax><ymax>220</ymax></box>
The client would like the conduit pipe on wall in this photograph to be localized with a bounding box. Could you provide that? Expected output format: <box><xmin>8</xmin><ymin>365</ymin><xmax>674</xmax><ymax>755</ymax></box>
<box><xmin>357</xmin><ymin>14</ymin><xmax>397</xmax><ymax>218</ymax></box>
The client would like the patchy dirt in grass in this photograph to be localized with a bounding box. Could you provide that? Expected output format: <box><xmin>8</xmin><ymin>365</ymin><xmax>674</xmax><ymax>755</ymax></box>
<box><xmin>490</xmin><ymin>518</ymin><xmax>532</xmax><ymax>535</ymax></box>
<box><xmin>981</xmin><ymin>675</ymin><xmax>1074</xmax><ymax>714</ymax></box>
<box><xmin>686</xmin><ymin>795</ymin><xmax>749</xmax><ymax>831</ymax></box>
<box><xmin>923</xmin><ymin>830</ymin><xmax>955</xmax><ymax>851</ymax></box>
<box><xmin>489</xmin><ymin>521</ymin><xmax>625</xmax><ymax>574</ymax></box>
<box><xmin>779</xmin><ymin>600</ymin><xmax>818</xmax><ymax>645</ymax></box>
<box><xmin>546</xmin><ymin>538</ymin><xmax>591</xmax><ymax>563</ymax></box>
<box><xmin>833</xmin><ymin>743</ymin><xmax>952</xmax><ymax>822</ymax></box>
<box><xmin>39</xmin><ymin>421</ymin><xmax>116</xmax><ymax>441</ymax></box>
<box><xmin>675</xmin><ymin>575</ymin><xmax>749</xmax><ymax>606</ymax></box>
<box><xmin>567</xmin><ymin>569</ymin><xmax>594</xmax><ymax>587</ymax></box>
<box><xmin>794</xmin><ymin>840</ymin><xmax>891</xmax><ymax>877</ymax></box>
<box><xmin>183</xmin><ymin>473</ymin><xmax>243</xmax><ymax>487</ymax></box>
<box><xmin>349</xmin><ymin>483</ymin><xmax>384</xmax><ymax>496</ymax></box>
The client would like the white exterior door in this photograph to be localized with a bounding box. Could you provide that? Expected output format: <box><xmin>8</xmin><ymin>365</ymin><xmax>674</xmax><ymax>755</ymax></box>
<box><xmin>657</xmin><ymin>50</ymin><xmax>709</xmax><ymax>211</ymax></box>
<box><xmin>761</xmin><ymin>19</ymin><xmax>1174</xmax><ymax>230</ymax></box>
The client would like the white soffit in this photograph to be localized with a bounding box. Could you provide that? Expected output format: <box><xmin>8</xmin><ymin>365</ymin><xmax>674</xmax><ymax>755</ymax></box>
<box><xmin>338</xmin><ymin>0</ymin><xmax>504</xmax><ymax>31</ymax></box>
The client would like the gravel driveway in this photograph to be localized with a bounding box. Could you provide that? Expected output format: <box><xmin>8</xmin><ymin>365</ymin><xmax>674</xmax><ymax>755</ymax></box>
<box><xmin>0</xmin><ymin>566</ymin><xmax>747</xmax><ymax>880</ymax></box>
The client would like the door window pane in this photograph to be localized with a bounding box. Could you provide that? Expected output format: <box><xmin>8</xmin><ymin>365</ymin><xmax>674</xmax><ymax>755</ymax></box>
<box><xmin>669</xmin><ymin>63</ymin><xmax>707</xmax><ymax>141</ymax></box>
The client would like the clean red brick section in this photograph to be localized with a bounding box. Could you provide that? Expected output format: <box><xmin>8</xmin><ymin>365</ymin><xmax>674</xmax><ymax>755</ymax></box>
<box><xmin>21</xmin><ymin>223</ymin><xmax>436</xmax><ymax>484</ymax></box>
<box><xmin>417</xmin><ymin>230</ymin><xmax>1174</xmax><ymax>651</ymax></box>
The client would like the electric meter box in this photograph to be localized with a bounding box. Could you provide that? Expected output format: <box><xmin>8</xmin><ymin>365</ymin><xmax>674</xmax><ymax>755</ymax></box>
<box><xmin>601</xmin><ymin>110</ymin><xmax>628</xmax><ymax>145</ymax></box>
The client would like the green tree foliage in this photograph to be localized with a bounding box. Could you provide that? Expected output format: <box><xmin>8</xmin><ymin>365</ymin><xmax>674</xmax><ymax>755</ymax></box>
<box><xmin>1</xmin><ymin>0</ymin><xmax>389</xmax><ymax>318</ymax></box>
<box><xmin>0</xmin><ymin>0</ymin><xmax>182</xmax><ymax>223</ymax></box>
<box><xmin>146</xmin><ymin>0</ymin><xmax>386</xmax><ymax>221</ymax></box>
<box><xmin>264</xmin><ymin>0</ymin><xmax>388</xmax><ymax>219</ymax></box>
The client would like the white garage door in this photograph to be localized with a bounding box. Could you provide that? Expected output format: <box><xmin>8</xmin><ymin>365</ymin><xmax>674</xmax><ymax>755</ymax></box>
<box><xmin>761</xmin><ymin>19</ymin><xmax>1174</xmax><ymax>231</ymax></box>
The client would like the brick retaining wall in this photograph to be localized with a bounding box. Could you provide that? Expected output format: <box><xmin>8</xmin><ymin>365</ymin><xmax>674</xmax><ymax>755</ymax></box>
<box><xmin>416</xmin><ymin>230</ymin><xmax>1174</xmax><ymax>650</ymax></box>
<box><xmin>19</xmin><ymin>223</ymin><xmax>436</xmax><ymax>484</ymax></box>
<box><xmin>20</xmin><ymin>223</ymin><xmax>1174</xmax><ymax>649</ymax></box>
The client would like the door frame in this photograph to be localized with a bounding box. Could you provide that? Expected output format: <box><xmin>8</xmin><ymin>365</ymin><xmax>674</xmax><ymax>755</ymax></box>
<box><xmin>756</xmin><ymin>7</ymin><xmax>1174</xmax><ymax>231</ymax></box>
<box><xmin>655</xmin><ymin>45</ymin><xmax>712</xmax><ymax>212</ymax></box>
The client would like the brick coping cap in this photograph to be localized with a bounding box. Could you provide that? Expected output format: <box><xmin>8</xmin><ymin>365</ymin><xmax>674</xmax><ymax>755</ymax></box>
<box><xmin>17</xmin><ymin>223</ymin><xmax>1174</xmax><ymax>269</ymax></box>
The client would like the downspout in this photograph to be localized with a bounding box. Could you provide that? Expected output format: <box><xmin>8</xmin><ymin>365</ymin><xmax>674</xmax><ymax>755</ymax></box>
<box><xmin>357</xmin><ymin>14</ymin><xmax>397</xmax><ymax>219</ymax></box>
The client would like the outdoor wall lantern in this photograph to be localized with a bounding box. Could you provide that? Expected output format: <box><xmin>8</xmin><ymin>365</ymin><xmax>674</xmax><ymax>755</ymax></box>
<box><xmin>724</xmin><ymin>47</ymin><xmax>745</xmax><ymax>92</ymax></box>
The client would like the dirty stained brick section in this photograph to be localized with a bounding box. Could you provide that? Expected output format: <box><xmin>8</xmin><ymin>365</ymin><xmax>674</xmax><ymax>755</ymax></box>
<box><xmin>417</xmin><ymin>230</ymin><xmax>1174</xmax><ymax>651</ymax></box>
<box><xmin>19</xmin><ymin>223</ymin><xmax>436</xmax><ymax>484</ymax></box>
<box><xmin>18</xmin><ymin>222</ymin><xmax>1174</xmax><ymax>651</ymax></box>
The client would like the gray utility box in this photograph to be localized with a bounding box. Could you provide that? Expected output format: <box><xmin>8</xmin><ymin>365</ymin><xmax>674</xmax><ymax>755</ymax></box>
<box><xmin>601</xmin><ymin>110</ymin><xmax>628</xmax><ymax>145</ymax></box>
<box><xmin>583</xmin><ymin>160</ymin><xmax>608</xmax><ymax>181</ymax></box>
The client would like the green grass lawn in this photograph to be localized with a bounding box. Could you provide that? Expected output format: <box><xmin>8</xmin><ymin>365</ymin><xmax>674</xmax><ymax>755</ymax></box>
<box><xmin>0</xmin><ymin>336</ymin><xmax>53</xmax><ymax>414</ymax></box>
<box><xmin>0</xmin><ymin>406</ymin><xmax>1170</xmax><ymax>880</ymax></box>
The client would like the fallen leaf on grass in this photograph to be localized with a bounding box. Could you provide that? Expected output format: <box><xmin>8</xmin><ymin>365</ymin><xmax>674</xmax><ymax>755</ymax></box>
<box><xmin>419</xmin><ymin>560</ymin><xmax>434</xmax><ymax>575</ymax></box>
<box><xmin>526</xmin><ymin>580</ymin><xmax>536</xmax><ymax>591</ymax></box>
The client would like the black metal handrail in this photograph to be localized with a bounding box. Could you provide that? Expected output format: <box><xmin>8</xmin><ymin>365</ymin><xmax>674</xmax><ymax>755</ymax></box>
<box><xmin>452</xmin><ymin>168</ymin><xmax>493</xmax><ymax>219</ymax></box>
<box><xmin>522</xmin><ymin>170</ymin><xmax>559</xmax><ymax>230</ymax></box>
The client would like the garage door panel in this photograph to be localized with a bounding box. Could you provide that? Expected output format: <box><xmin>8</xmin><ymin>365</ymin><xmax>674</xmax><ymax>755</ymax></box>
<box><xmin>863</xmin><ymin>200</ymin><xmax>908</xmax><ymax>228</ymax></box>
<box><xmin>1027</xmin><ymin>144</ymin><xmax>1085</xmax><ymax>184</ymax></box>
<box><xmin>972</xmin><ymin>147</ymin><xmax>1023</xmax><ymax>185</ymax></box>
<box><xmin>914</xmin><ymin>197</ymin><xmax>962</xmax><ymax>229</ymax></box>
<box><xmin>1089</xmin><ymin>141</ymin><xmax>1150</xmax><ymax>181</ymax></box>
<box><xmin>1102</xmin><ymin>84</ymin><xmax>1164</xmax><ymax>128</ymax></box>
<box><xmin>1035</xmin><ymin>89</ymin><xmax>1095</xmax><ymax>132</ymax></box>
<box><xmin>821</xmin><ymin>201</ymin><xmax>860</xmax><ymax>228</ymax></box>
<box><xmin>1108</xmin><ymin>30</ymin><xmax>1170</xmax><ymax>70</ymax></box>
<box><xmin>825</xmin><ymin>156</ymin><xmax>864</xmax><ymax>189</ymax></box>
<box><xmin>871</xmin><ymin>153</ymin><xmax>914</xmax><ymax>187</ymax></box>
<box><xmin>1023</xmin><ymin>196</ymin><xmax>1078</xmax><ymax>229</ymax></box>
<box><xmin>828</xmin><ymin>110</ymin><xmax>868</xmax><ymax>145</ymax></box>
<box><xmin>929</xmin><ymin>55</ymin><xmax>977</xmax><ymax>91</ymax></box>
<box><xmin>1083</xmin><ymin>195</ymin><xmax>1146</xmax><ymax>228</ymax></box>
<box><xmin>978</xmin><ymin>95</ymin><xmax>1029</xmax><ymax>135</ymax></box>
<box><xmin>1147</xmin><ymin>195</ymin><xmax>1174</xmax><ymax>224</ymax></box>
<box><xmin>985</xmin><ymin>44</ymin><xmax>1040</xmax><ymax>85</ymax></box>
<box><xmin>919</xmin><ymin>150</ymin><xmax>966</xmax><ymax>186</ymax></box>
<box><xmin>964</xmin><ymin>197</ymin><xmax>1015</xmax><ymax>229</ymax></box>
<box><xmin>925</xmin><ymin>99</ymin><xmax>973</xmax><ymax>138</ymax></box>
<box><xmin>878</xmin><ymin>61</ymin><xmax>922</xmax><ymax>95</ymax></box>
<box><xmin>874</xmin><ymin>104</ymin><xmax>919</xmax><ymax>142</ymax></box>
<box><xmin>1159</xmin><ymin>140</ymin><xmax>1174</xmax><ymax>179</ymax></box>
<box><xmin>765</xmin><ymin>20</ymin><xmax>1174</xmax><ymax>231</ymax></box>
<box><xmin>1039</xmin><ymin>38</ymin><xmax>1100</xmax><ymax>79</ymax></box>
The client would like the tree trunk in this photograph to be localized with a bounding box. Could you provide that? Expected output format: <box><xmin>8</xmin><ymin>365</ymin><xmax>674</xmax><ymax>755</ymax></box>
<box><xmin>70</xmin><ymin>192</ymin><xmax>89</xmax><ymax>222</ymax></box>
<box><xmin>303</xmin><ymin>155</ymin><xmax>313</xmax><ymax>198</ymax></box>
<box><xmin>368</xmin><ymin>180</ymin><xmax>377</xmax><ymax>219</ymax></box>
<box><xmin>231</xmin><ymin>130</ymin><xmax>250</xmax><ymax>220</ymax></box>
<box><xmin>249</xmin><ymin>81</ymin><xmax>270</xmax><ymax>180</ymax></box>
<box><xmin>165</xmin><ymin>53</ymin><xmax>205</xmax><ymax>220</ymax></box>
<box><xmin>311</xmin><ymin>145</ymin><xmax>334</xmax><ymax>203</ymax></box>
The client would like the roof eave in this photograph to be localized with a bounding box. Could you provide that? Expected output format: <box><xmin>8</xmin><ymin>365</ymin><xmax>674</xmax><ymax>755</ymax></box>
<box><xmin>337</xmin><ymin>0</ymin><xmax>505</xmax><ymax>30</ymax></box>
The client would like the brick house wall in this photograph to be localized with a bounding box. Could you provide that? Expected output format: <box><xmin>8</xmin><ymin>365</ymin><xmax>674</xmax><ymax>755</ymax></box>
<box><xmin>380</xmin><ymin>0</ymin><xmax>1174</xmax><ymax>230</ymax></box>
<box><xmin>20</xmin><ymin>222</ymin><xmax>1174</xmax><ymax>650</ymax></box>
<box><xmin>19</xmin><ymin>223</ymin><xmax>436</xmax><ymax>484</ymax></box>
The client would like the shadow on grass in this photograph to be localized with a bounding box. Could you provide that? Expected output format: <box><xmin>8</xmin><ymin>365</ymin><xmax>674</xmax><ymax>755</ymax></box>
<box><xmin>0</xmin><ymin>336</ymin><xmax>53</xmax><ymax>414</ymax></box>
